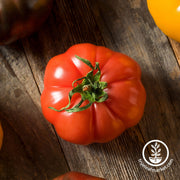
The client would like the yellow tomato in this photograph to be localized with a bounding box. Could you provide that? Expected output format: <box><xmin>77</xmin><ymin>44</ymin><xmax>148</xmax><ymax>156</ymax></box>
<box><xmin>0</xmin><ymin>123</ymin><xmax>3</xmax><ymax>149</ymax></box>
<box><xmin>147</xmin><ymin>0</ymin><xmax>180</xmax><ymax>42</ymax></box>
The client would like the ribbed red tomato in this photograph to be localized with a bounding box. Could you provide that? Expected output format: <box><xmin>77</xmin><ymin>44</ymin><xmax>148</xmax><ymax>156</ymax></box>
<box><xmin>41</xmin><ymin>43</ymin><xmax>146</xmax><ymax>145</ymax></box>
<box><xmin>53</xmin><ymin>172</ymin><xmax>105</xmax><ymax>180</ymax></box>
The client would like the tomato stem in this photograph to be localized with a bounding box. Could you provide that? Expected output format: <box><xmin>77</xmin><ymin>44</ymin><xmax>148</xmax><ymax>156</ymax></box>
<box><xmin>48</xmin><ymin>55</ymin><xmax>108</xmax><ymax>113</ymax></box>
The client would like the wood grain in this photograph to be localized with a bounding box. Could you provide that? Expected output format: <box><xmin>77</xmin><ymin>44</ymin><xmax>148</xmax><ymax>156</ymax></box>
<box><xmin>0</xmin><ymin>42</ymin><xmax>69</xmax><ymax>180</ymax></box>
<box><xmin>0</xmin><ymin>0</ymin><xmax>180</xmax><ymax>179</ymax></box>
<box><xmin>169</xmin><ymin>39</ymin><xmax>180</xmax><ymax>67</ymax></box>
<box><xmin>90</xmin><ymin>0</ymin><xmax>180</xmax><ymax>179</ymax></box>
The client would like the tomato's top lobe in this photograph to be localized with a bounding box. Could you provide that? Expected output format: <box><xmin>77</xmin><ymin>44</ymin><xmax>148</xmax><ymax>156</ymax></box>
<box><xmin>48</xmin><ymin>55</ymin><xmax>109</xmax><ymax>113</ymax></box>
<box><xmin>53</xmin><ymin>171</ymin><xmax>105</xmax><ymax>180</ymax></box>
<box><xmin>41</xmin><ymin>43</ymin><xmax>146</xmax><ymax>145</ymax></box>
<box><xmin>147</xmin><ymin>0</ymin><xmax>180</xmax><ymax>42</ymax></box>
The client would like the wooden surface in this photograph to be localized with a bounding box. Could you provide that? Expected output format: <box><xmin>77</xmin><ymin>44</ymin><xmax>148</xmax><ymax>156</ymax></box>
<box><xmin>0</xmin><ymin>0</ymin><xmax>180</xmax><ymax>179</ymax></box>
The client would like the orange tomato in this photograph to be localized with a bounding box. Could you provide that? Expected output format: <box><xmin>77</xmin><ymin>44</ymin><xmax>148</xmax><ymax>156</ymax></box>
<box><xmin>147</xmin><ymin>0</ymin><xmax>180</xmax><ymax>42</ymax></box>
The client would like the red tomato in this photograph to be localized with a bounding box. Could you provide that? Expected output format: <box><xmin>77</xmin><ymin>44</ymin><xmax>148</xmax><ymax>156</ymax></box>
<box><xmin>53</xmin><ymin>172</ymin><xmax>105</xmax><ymax>180</ymax></box>
<box><xmin>41</xmin><ymin>43</ymin><xmax>146</xmax><ymax>145</ymax></box>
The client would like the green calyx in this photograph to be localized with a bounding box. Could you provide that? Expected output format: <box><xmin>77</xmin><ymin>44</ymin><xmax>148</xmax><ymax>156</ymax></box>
<box><xmin>49</xmin><ymin>55</ymin><xmax>108</xmax><ymax>113</ymax></box>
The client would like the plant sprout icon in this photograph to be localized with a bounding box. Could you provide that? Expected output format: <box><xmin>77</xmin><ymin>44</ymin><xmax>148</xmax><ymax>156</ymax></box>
<box><xmin>149</xmin><ymin>142</ymin><xmax>162</xmax><ymax>164</ymax></box>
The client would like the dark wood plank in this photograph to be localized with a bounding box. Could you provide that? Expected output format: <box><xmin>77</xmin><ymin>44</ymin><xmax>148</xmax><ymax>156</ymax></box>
<box><xmin>20</xmin><ymin>0</ymin><xmax>180</xmax><ymax>179</ymax></box>
<box><xmin>1</xmin><ymin>0</ymin><xmax>180</xmax><ymax>179</ymax></box>
<box><xmin>21</xmin><ymin>0</ymin><xmax>106</xmax><ymax>94</ymax></box>
<box><xmin>91</xmin><ymin>0</ymin><xmax>180</xmax><ymax>179</ymax></box>
<box><xmin>0</xmin><ymin>42</ymin><xmax>69</xmax><ymax>180</ymax></box>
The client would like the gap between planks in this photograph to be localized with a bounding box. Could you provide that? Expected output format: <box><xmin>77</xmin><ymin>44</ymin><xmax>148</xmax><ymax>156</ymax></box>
<box><xmin>169</xmin><ymin>39</ymin><xmax>180</xmax><ymax>69</ymax></box>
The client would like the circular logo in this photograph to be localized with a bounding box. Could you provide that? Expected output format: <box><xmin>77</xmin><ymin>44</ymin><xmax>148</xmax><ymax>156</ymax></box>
<box><xmin>142</xmin><ymin>140</ymin><xmax>169</xmax><ymax>167</ymax></box>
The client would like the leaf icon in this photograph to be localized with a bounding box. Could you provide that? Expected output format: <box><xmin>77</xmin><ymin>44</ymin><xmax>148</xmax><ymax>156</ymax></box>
<box><xmin>155</xmin><ymin>142</ymin><xmax>158</xmax><ymax>147</ymax></box>
<box><xmin>157</xmin><ymin>144</ymin><xmax>160</xmax><ymax>149</ymax></box>
<box><xmin>151</xmin><ymin>149</ymin><xmax>155</xmax><ymax>153</ymax></box>
<box><xmin>151</xmin><ymin>144</ymin><xmax>155</xmax><ymax>150</ymax></box>
<box><xmin>158</xmin><ymin>148</ymin><xmax>161</xmax><ymax>153</ymax></box>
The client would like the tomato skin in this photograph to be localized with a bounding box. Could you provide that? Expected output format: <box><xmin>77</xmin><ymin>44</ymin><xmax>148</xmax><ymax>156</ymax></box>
<box><xmin>41</xmin><ymin>43</ymin><xmax>146</xmax><ymax>145</ymax></box>
<box><xmin>147</xmin><ymin>0</ymin><xmax>180</xmax><ymax>42</ymax></box>
<box><xmin>0</xmin><ymin>0</ymin><xmax>53</xmax><ymax>45</ymax></box>
<box><xmin>53</xmin><ymin>172</ymin><xmax>105</xmax><ymax>180</ymax></box>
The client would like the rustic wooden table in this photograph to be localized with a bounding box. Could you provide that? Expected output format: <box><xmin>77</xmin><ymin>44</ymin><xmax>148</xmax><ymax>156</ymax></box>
<box><xmin>0</xmin><ymin>0</ymin><xmax>180</xmax><ymax>179</ymax></box>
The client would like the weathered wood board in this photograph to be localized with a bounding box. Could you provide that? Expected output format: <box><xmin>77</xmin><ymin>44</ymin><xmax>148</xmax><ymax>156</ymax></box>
<box><xmin>0</xmin><ymin>0</ymin><xmax>180</xmax><ymax>179</ymax></box>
